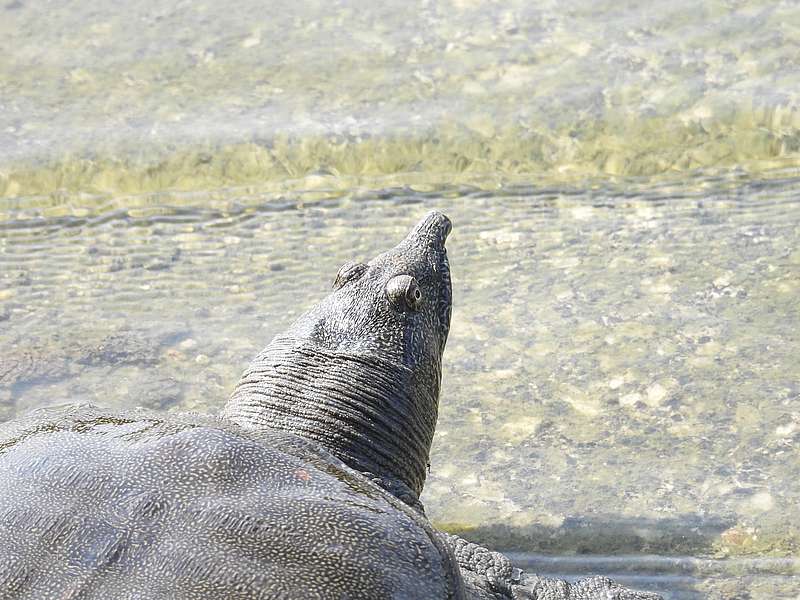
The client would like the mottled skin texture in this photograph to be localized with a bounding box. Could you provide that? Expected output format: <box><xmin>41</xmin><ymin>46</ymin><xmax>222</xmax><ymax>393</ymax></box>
<box><xmin>0</xmin><ymin>212</ymin><xmax>662</xmax><ymax>600</ymax></box>
<box><xmin>0</xmin><ymin>406</ymin><xmax>460</xmax><ymax>599</ymax></box>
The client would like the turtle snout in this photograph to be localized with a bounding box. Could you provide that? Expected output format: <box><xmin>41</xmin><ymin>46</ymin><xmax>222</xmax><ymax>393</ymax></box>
<box><xmin>407</xmin><ymin>211</ymin><xmax>452</xmax><ymax>249</ymax></box>
<box><xmin>432</xmin><ymin>212</ymin><xmax>452</xmax><ymax>244</ymax></box>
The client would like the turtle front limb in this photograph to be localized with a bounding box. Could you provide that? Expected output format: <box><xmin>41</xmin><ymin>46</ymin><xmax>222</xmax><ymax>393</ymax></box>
<box><xmin>440</xmin><ymin>532</ymin><xmax>663</xmax><ymax>600</ymax></box>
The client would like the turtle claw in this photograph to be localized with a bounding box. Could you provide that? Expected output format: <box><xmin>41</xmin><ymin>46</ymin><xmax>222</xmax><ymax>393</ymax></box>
<box><xmin>512</xmin><ymin>573</ymin><xmax>664</xmax><ymax>600</ymax></box>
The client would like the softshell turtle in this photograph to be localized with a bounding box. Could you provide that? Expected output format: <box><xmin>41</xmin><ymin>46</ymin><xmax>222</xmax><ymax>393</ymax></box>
<box><xmin>0</xmin><ymin>212</ymin><xmax>661</xmax><ymax>599</ymax></box>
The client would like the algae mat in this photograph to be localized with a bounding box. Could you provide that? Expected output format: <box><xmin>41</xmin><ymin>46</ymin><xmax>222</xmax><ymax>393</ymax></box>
<box><xmin>2</xmin><ymin>0</ymin><xmax>800</xmax><ymax>197</ymax></box>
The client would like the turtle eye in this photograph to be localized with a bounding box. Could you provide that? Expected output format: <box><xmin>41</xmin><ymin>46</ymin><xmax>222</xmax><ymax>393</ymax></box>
<box><xmin>333</xmin><ymin>261</ymin><xmax>368</xmax><ymax>290</ymax></box>
<box><xmin>386</xmin><ymin>275</ymin><xmax>423</xmax><ymax>311</ymax></box>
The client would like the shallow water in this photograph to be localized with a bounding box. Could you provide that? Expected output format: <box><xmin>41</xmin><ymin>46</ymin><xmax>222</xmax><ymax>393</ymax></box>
<box><xmin>2</xmin><ymin>0</ymin><xmax>800</xmax><ymax>597</ymax></box>
<box><xmin>2</xmin><ymin>178</ymin><xmax>799</xmax><ymax>598</ymax></box>
<box><xmin>512</xmin><ymin>553</ymin><xmax>800</xmax><ymax>599</ymax></box>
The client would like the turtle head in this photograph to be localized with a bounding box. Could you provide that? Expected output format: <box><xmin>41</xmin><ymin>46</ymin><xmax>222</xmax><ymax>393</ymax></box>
<box><xmin>294</xmin><ymin>210</ymin><xmax>452</xmax><ymax>392</ymax></box>
<box><xmin>225</xmin><ymin>211</ymin><xmax>453</xmax><ymax>499</ymax></box>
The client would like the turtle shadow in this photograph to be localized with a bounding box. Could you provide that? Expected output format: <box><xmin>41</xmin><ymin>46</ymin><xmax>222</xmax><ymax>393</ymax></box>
<box><xmin>439</xmin><ymin>515</ymin><xmax>799</xmax><ymax>600</ymax></box>
<box><xmin>438</xmin><ymin>513</ymin><xmax>733</xmax><ymax>557</ymax></box>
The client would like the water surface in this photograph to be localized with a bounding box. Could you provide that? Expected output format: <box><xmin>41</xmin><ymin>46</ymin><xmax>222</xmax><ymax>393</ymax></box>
<box><xmin>2</xmin><ymin>0</ymin><xmax>800</xmax><ymax>598</ymax></box>
<box><xmin>2</xmin><ymin>178</ymin><xmax>799</xmax><ymax>598</ymax></box>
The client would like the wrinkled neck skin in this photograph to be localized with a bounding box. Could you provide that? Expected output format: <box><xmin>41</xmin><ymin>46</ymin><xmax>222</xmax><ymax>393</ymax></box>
<box><xmin>224</xmin><ymin>210</ymin><xmax>452</xmax><ymax>506</ymax></box>
<box><xmin>224</xmin><ymin>336</ymin><xmax>440</xmax><ymax>501</ymax></box>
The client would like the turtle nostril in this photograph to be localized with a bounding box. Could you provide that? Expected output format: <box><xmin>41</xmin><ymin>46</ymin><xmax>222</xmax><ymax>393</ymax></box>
<box><xmin>441</xmin><ymin>218</ymin><xmax>452</xmax><ymax>243</ymax></box>
<box><xmin>405</xmin><ymin>211</ymin><xmax>452</xmax><ymax>248</ymax></box>
<box><xmin>428</xmin><ymin>212</ymin><xmax>451</xmax><ymax>245</ymax></box>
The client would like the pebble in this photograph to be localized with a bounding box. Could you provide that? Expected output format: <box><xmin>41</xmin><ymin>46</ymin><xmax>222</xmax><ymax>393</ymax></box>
<box><xmin>620</xmin><ymin>392</ymin><xmax>642</xmax><ymax>407</ymax></box>
<box><xmin>713</xmin><ymin>274</ymin><xmax>732</xmax><ymax>288</ymax></box>
<box><xmin>646</xmin><ymin>383</ymin><xmax>668</xmax><ymax>406</ymax></box>
<box><xmin>747</xmin><ymin>491</ymin><xmax>774</xmax><ymax>512</ymax></box>
<box><xmin>608</xmin><ymin>376</ymin><xmax>625</xmax><ymax>390</ymax></box>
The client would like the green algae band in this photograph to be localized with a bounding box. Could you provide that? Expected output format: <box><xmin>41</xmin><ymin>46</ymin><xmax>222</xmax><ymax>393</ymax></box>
<box><xmin>2</xmin><ymin>0</ymin><xmax>800</xmax><ymax>199</ymax></box>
